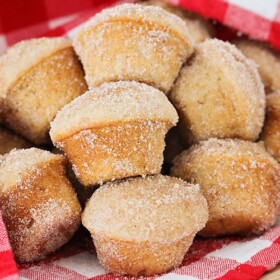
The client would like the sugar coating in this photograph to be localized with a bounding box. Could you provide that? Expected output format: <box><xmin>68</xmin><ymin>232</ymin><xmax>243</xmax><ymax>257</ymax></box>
<box><xmin>173</xmin><ymin>138</ymin><xmax>279</xmax><ymax>166</ymax></box>
<box><xmin>0</xmin><ymin>148</ymin><xmax>64</xmax><ymax>192</ymax></box>
<box><xmin>261</xmin><ymin>90</ymin><xmax>280</xmax><ymax>161</ymax></box>
<box><xmin>73</xmin><ymin>3</ymin><xmax>193</xmax><ymax>92</ymax></box>
<box><xmin>171</xmin><ymin>138</ymin><xmax>280</xmax><ymax>235</ymax></box>
<box><xmin>63</xmin><ymin>120</ymin><xmax>167</xmax><ymax>186</ymax></box>
<box><xmin>2</xmin><ymin>45</ymin><xmax>87</xmax><ymax>145</ymax></box>
<box><xmin>235</xmin><ymin>38</ymin><xmax>280</xmax><ymax>93</ymax></box>
<box><xmin>82</xmin><ymin>175</ymin><xmax>208</xmax><ymax>244</ymax></box>
<box><xmin>74</xmin><ymin>3</ymin><xmax>192</xmax><ymax>53</ymax></box>
<box><xmin>0</xmin><ymin>149</ymin><xmax>81</xmax><ymax>262</ymax></box>
<box><xmin>0</xmin><ymin>37</ymin><xmax>71</xmax><ymax>99</ymax></box>
<box><xmin>50</xmin><ymin>81</ymin><xmax>178</xmax><ymax>142</ymax></box>
<box><xmin>170</xmin><ymin>39</ymin><xmax>265</xmax><ymax>143</ymax></box>
<box><xmin>142</xmin><ymin>0</ymin><xmax>214</xmax><ymax>43</ymax></box>
<box><xmin>3</xmin><ymin>197</ymin><xmax>80</xmax><ymax>262</ymax></box>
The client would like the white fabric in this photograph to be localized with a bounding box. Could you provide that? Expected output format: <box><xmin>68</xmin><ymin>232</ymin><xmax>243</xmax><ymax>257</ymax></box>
<box><xmin>228</xmin><ymin>0</ymin><xmax>279</xmax><ymax>19</ymax></box>
<box><xmin>54</xmin><ymin>252</ymin><xmax>105</xmax><ymax>277</ymax></box>
<box><xmin>206</xmin><ymin>239</ymin><xmax>272</xmax><ymax>262</ymax></box>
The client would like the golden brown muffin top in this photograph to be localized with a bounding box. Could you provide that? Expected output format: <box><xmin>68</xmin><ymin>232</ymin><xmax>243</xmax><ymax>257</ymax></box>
<box><xmin>82</xmin><ymin>174</ymin><xmax>208</xmax><ymax>243</ymax></box>
<box><xmin>234</xmin><ymin>38</ymin><xmax>280</xmax><ymax>93</ymax></box>
<box><xmin>171</xmin><ymin>39</ymin><xmax>265</xmax><ymax>141</ymax></box>
<box><xmin>50</xmin><ymin>81</ymin><xmax>178</xmax><ymax>142</ymax></box>
<box><xmin>172</xmin><ymin>138</ymin><xmax>278</xmax><ymax>167</ymax></box>
<box><xmin>74</xmin><ymin>3</ymin><xmax>193</xmax><ymax>53</ymax></box>
<box><xmin>142</xmin><ymin>0</ymin><xmax>214</xmax><ymax>43</ymax></box>
<box><xmin>0</xmin><ymin>37</ymin><xmax>71</xmax><ymax>99</ymax></box>
<box><xmin>196</xmin><ymin>39</ymin><xmax>264</xmax><ymax>100</ymax></box>
<box><xmin>0</xmin><ymin>148</ymin><xmax>65</xmax><ymax>192</ymax></box>
<box><xmin>171</xmin><ymin>138</ymin><xmax>280</xmax><ymax>234</ymax></box>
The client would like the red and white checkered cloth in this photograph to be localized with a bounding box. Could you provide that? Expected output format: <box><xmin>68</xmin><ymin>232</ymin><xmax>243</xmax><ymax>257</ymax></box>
<box><xmin>1</xmin><ymin>0</ymin><xmax>280</xmax><ymax>279</ymax></box>
<box><xmin>0</xmin><ymin>211</ymin><xmax>18</xmax><ymax>280</ymax></box>
<box><xmin>0</xmin><ymin>0</ymin><xmax>280</xmax><ymax>53</ymax></box>
<box><xmin>179</xmin><ymin>0</ymin><xmax>280</xmax><ymax>50</ymax></box>
<box><xmin>14</xmin><ymin>223</ymin><xmax>280</xmax><ymax>280</ymax></box>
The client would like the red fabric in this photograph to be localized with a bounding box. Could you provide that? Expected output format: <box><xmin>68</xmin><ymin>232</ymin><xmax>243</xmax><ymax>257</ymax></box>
<box><xmin>0</xmin><ymin>0</ymin><xmax>280</xmax><ymax>52</ymax></box>
<box><xmin>270</xmin><ymin>21</ymin><xmax>280</xmax><ymax>49</ymax></box>
<box><xmin>42</xmin><ymin>0</ymin><xmax>122</xmax><ymax>38</ymax></box>
<box><xmin>0</xmin><ymin>211</ymin><xmax>18</xmax><ymax>280</ymax></box>
<box><xmin>0</xmin><ymin>0</ymin><xmax>108</xmax><ymax>32</ymax></box>
<box><xmin>0</xmin><ymin>0</ymin><xmax>48</xmax><ymax>33</ymax></box>
<box><xmin>1</xmin><ymin>1</ymin><xmax>280</xmax><ymax>279</ymax></box>
<box><xmin>225</xmin><ymin>6</ymin><xmax>273</xmax><ymax>41</ymax></box>
<box><xmin>0</xmin><ymin>0</ymin><xmax>117</xmax><ymax>48</ymax></box>
<box><xmin>4</xmin><ymin>225</ymin><xmax>278</xmax><ymax>280</ymax></box>
<box><xmin>179</xmin><ymin>0</ymin><xmax>230</xmax><ymax>22</ymax></box>
<box><xmin>179</xmin><ymin>0</ymin><xmax>280</xmax><ymax>50</ymax></box>
<box><xmin>217</xmin><ymin>264</ymin><xmax>267</xmax><ymax>280</ymax></box>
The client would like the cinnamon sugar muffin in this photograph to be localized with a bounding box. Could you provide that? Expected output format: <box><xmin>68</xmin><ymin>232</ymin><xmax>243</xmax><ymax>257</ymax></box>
<box><xmin>0</xmin><ymin>126</ymin><xmax>32</xmax><ymax>155</ymax></box>
<box><xmin>82</xmin><ymin>175</ymin><xmax>208</xmax><ymax>276</ymax></box>
<box><xmin>142</xmin><ymin>0</ymin><xmax>215</xmax><ymax>43</ymax></box>
<box><xmin>0</xmin><ymin>37</ymin><xmax>87</xmax><ymax>145</ymax></box>
<box><xmin>73</xmin><ymin>3</ymin><xmax>193</xmax><ymax>93</ymax></box>
<box><xmin>50</xmin><ymin>81</ymin><xmax>178</xmax><ymax>186</ymax></box>
<box><xmin>234</xmin><ymin>38</ymin><xmax>280</xmax><ymax>93</ymax></box>
<box><xmin>261</xmin><ymin>91</ymin><xmax>280</xmax><ymax>162</ymax></box>
<box><xmin>170</xmin><ymin>39</ymin><xmax>265</xmax><ymax>146</ymax></box>
<box><xmin>171</xmin><ymin>139</ymin><xmax>280</xmax><ymax>237</ymax></box>
<box><xmin>0</xmin><ymin>148</ymin><xmax>82</xmax><ymax>263</ymax></box>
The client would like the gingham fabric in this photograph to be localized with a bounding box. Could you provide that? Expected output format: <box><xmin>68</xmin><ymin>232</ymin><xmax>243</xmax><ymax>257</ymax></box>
<box><xmin>179</xmin><ymin>0</ymin><xmax>280</xmax><ymax>50</ymax></box>
<box><xmin>0</xmin><ymin>210</ymin><xmax>18</xmax><ymax>280</ymax></box>
<box><xmin>1</xmin><ymin>1</ymin><xmax>280</xmax><ymax>279</ymax></box>
<box><xmin>0</xmin><ymin>0</ymin><xmax>127</xmax><ymax>54</ymax></box>
<box><xmin>16</xmin><ymin>223</ymin><xmax>280</xmax><ymax>279</ymax></box>
<box><xmin>0</xmin><ymin>0</ymin><xmax>280</xmax><ymax>53</ymax></box>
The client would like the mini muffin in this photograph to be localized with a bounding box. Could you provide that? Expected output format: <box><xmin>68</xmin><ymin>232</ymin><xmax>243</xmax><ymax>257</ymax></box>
<box><xmin>261</xmin><ymin>90</ymin><xmax>280</xmax><ymax>161</ymax></box>
<box><xmin>0</xmin><ymin>37</ymin><xmax>87</xmax><ymax>145</ymax></box>
<box><xmin>142</xmin><ymin>0</ymin><xmax>215</xmax><ymax>43</ymax></box>
<box><xmin>170</xmin><ymin>39</ymin><xmax>265</xmax><ymax>146</ymax></box>
<box><xmin>234</xmin><ymin>38</ymin><xmax>280</xmax><ymax>93</ymax></box>
<box><xmin>82</xmin><ymin>175</ymin><xmax>208</xmax><ymax>276</ymax></box>
<box><xmin>73</xmin><ymin>3</ymin><xmax>193</xmax><ymax>93</ymax></box>
<box><xmin>171</xmin><ymin>139</ymin><xmax>280</xmax><ymax>237</ymax></box>
<box><xmin>0</xmin><ymin>148</ymin><xmax>82</xmax><ymax>263</ymax></box>
<box><xmin>50</xmin><ymin>81</ymin><xmax>178</xmax><ymax>186</ymax></box>
<box><xmin>0</xmin><ymin>126</ymin><xmax>32</xmax><ymax>154</ymax></box>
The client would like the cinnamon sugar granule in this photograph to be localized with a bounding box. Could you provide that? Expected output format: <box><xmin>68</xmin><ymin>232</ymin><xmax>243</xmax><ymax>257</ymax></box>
<box><xmin>170</xmin><ymin>39</ymin><xmax>265</xmax><ymax>144</ymax></box>
<box><xmin>0</xmin><ymin>148</ymin><xmax>64</xmax><ymax>192</ymax></box>
<box><xmin>73</xmin><ymin>3</ymin><xmax>193</xmax><ymax>92</ymax></box>
<box><xmin>50</xmin><ymin>81</ymin><xmax>178</xmax><ymax>142</ymax></box>
<box><xmin>74</xmin><ymin>3</ymin><xmax>192</xmax><ymax>54</ymax></box>
<box><xmin>171</xmin><ymin>138</ymin><xmax>280</xmax><ymax>235</ymax></box>
<box><xmin>82</xmin><ymin>175</ymin><xmax>208</xmax><ymax>244</ymax></box>
<box><xmin>0</xmin><ymin>38</ymin><xmax>71</xmax><ymax>99</ymax></box>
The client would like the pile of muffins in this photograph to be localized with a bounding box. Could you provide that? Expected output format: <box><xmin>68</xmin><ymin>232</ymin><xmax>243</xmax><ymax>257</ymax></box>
<box><xmin>0</xmin><ymin>0</ymin><xmax>280</xmax><ymax>277</ymax></box>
